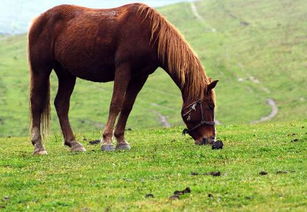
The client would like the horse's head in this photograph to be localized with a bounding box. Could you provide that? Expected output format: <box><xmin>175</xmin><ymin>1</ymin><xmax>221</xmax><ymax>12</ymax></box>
<box><xmin>181</xmin><ymin>80</ymin><xmax>218</xmax><ymax>145</ymax></box>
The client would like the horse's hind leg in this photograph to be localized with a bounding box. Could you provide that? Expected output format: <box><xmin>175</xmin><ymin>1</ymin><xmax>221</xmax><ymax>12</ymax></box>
<box><xmin>54</xmin><ymin>69</ymin><xmax>86</xmax><ymax>152</ymax></box>
<box><xmin>114</xmin><ymin>76</ymin><xmax>148</xmax><ymax>150</ymax></box>
<box><xmin>30</xmin><ymin>68</ymin><xmax>51</xmax><ymax>155</ymax></box>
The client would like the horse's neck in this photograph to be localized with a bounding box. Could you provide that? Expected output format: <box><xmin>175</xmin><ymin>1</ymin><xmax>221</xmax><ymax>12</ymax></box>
<box><xmin>161</xmin><ymin>63</ymin><xmax>205</xmax><ymax>103</ymax></box>
<box><xmin>181</xmin><ymin>76</ymin><xmax>204</xmax><ymax>103</ymax></box>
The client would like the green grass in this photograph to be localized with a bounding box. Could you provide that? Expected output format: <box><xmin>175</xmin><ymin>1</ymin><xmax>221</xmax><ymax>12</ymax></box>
<box><xmin>0</xmin><ymin>121</ymin><xmax>306</xmax><ymax>211</ymax></box>
<box><xmin>1</xmin><ymin>1</ymin><xmax>306</xmax><ymax>210</ymax></box>
<box><xmin>0</xmin><ymin>0</ymin><xmax>306</xmax><ymax>136</ymax></box>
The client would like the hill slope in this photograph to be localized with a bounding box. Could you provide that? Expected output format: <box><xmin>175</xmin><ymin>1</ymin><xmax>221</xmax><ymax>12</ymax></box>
<box><xmin>0</xmin><ymin>0</ymin><xmax>306</xmax><ymax>136</ymax></box>
<box><xmin>158</xmin><ymin>0</ymin><xmax>307</xmax><ymax>123</ymax></box>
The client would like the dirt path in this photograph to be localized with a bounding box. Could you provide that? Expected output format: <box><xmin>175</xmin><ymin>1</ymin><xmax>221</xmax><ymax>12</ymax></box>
<box><xmin>189</xmin><ymin>1</ymin><xmax>216</xmax><ymax>32</ymax></box>
<box><xmin>238</xmin><ymin>75</ymin><xmax>278</xmax><ymax>123</ymax></box>
<box><xmin>190</xmin><ymin>1</ymin><xmax>205</xmax><ymax>22</ymax></box>
<box><xmin>251</xmin><ymin>98</ymin><xmax>278</xmax><ymax>123</ymax></box>
<box><xmin>155</xmin><ymin>111</ymin><xmax>171</xmax><ymax>128</ymax></box>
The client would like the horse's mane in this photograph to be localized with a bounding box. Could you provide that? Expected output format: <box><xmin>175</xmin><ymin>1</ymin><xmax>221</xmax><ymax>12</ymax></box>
<box><xmin>137</xmin><ymin>4</ymin><xmax>210</xmax><ymax>99</ymax></box>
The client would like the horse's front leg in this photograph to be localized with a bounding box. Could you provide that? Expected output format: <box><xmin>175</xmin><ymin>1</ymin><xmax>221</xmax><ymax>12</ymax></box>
<box><xmin>113</xmin><ymin>76</ymin><xmax>148</xmax><ymax>150</ymax></box>
<box><xmin>101</xmin><ymin>63</ymin><xmax>131</xmax><ymax>151</ymax></box>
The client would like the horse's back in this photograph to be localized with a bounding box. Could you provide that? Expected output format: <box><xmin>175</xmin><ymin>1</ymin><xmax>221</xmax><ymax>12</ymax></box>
<box><xmin>29</xmin><ymin>3</ymin><xmax>157</xmax><ymax>81</ymax></box>
<box><xmin>29</xmin><ymin>3</ymin><xmax>150</xmax><ymax>52</ymax></box>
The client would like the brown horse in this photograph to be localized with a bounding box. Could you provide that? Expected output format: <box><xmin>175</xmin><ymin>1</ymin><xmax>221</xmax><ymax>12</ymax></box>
<box><xmin>28</xmin><ymin>3</ymin><xmax>218</xmax><ymax>155</ymax></box>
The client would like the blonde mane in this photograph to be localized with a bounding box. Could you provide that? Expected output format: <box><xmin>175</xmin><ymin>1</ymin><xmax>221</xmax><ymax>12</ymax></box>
<box><xmin>137</xmin><ymin>4</ymin><xmax>210</xmax><ymax>99</ymax></box>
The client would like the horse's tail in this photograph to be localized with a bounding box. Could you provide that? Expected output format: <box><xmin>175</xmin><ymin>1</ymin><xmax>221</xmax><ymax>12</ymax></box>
<box><xmin>28</xmin><ymin>14</ymin><xmax>51</xmax><ymax>138</ymax></box>
<box><xmin>29</xmin><ymin>68</ymin><xmax>51</xmax><ymax>139</ymax></box>
<box><xmin>40</xmin><ymin>80</ymin><xmax>51</xmax><ymax>139</ymax></box>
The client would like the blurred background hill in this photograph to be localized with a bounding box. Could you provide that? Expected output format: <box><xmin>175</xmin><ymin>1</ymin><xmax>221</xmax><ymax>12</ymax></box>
<box><xmin>0</xmin><ymin>0</ymin><xmax>186</xmax><ymax>34</ymax></box>
<box><xmin>0</xmin><ymin>0</ymin><xmax>306</xmax><ymax>136</ymax></box>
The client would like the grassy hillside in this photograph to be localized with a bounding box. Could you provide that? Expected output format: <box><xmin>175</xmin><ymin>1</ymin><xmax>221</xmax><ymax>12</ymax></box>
<box><xmin>0</xmin><ymin>121</ymin><xmax>306</xmax><ymax>210</ymax></box>
<box><xmin>0</xmin><ymin>0</ymin><xmax>307</xmax><ymax>136</ymax></box>
<box><xmin>159</xmin><ymin>0</ymin><xmax>307</xmax><ymax>123</ymax></box>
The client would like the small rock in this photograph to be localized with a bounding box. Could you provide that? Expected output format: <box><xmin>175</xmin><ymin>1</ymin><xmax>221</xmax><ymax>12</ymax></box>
<box><xmin>191</xmin><ymin>171</ymin><xmax>221</xmax><ymax>176</ymax></box>
<box><xmin>205</xmin><ymin>171</ymin><xmax>221</xmax><ymax>176</ymax></box>
<box><xmin>145</xmin><ymin>193</ymin><xmax>154</xmax><ymax>198</ymax></box>
<box><xmin>183</xmin><ymin>187</ymin><xmax>191</xmax><ymax>194</ymax></box>
<box><xmin>259</xmin><ymin>171</ymin><xmax>268</xmax><ymax>175</ymax></box>
<box><xmin>169</xmin><ymin>195</ymin><xmax>180</xmax><ymax>200</ymax></box>
<box><xmin>287</xmin><ymin>133</ymin><xmax>296</xmax><ymax>136</ymax></box>
<box><xmin>173</xmin><ymin>187</ymin><xmax>191</xmax><ymax>195</ymax></box>
<box><xmin>191</xmin><ymin>172</ymin><xmax>199</xmax><ymax>176</ymax></box>
<box><xmin>212</xmin><ymin>140</ymin><xmax>223</xmax><ymax>149</ymax></box>
<box><xmin>3</xmin><ymin>196</ymin><xmax>9</xmax><ymax>201</ymax></box>
<box><xmin>173</xmin><ymin>190</ymin><xmax>182</xmax><ymax>195</ymax></box>
<box><xmin>276</xmin><ymin>170</ymin><xmax>288</xmax><ymax>174</ymax></box>
<box><xmin>89</xmin><ymin>139</ymin><xmax>101</xmax><ymax>145</ymax></box>
<box><xmin>170</xmin><ymin>187</ymin><xmax>191</xmax><ymax>200</ymax></box>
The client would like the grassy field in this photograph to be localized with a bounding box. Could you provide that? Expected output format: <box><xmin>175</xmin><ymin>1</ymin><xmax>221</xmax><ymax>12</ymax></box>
<box><xmin>0</xmin><ymin>0</ymin><xmax>306</xmax><ymax>136</ymax></box>
<box><xmin>0</xmin><ymin>121</ymin><xmax>306</xmax><ymax>211</ymax></box>
<box><xmin>1</xmin><ymin>1</ymin><xmax>306</xmax><ymax>211</ymax></box>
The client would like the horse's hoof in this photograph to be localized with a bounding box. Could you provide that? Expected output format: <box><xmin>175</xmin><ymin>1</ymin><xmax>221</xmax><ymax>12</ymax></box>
<box><xmin>71</xmin><ymin>143</ymin><xmax>86</xmax><ymax>152</ymax></box>
<box><xmin>116</xmin><ymin>143</ymin><xmax>131</xmax><ymax>150</ymax></box>
<box><xmin>33</xmin><ymin>150</ymin><xmax>48</xmax><ymax>155</ymax></box>
<box><xmin>101</xmin><ymin>144</ymin><xmax>115</xmax><ymax>151</ymax></box>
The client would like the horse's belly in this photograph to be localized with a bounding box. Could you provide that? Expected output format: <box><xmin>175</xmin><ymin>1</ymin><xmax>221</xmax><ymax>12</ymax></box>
<box><xmin>59</xmin><ymin>61</ymin><xmax>115</xmax><ymax>82</ymax></box>
<box><xmin>73</xmin><ymin>65</ymin><xmax>115</xmax><ymax>82</ymax></box>
<box><xmin>55</xmin><ymin>41</ymin><xmax>116</xmax><ymax>82</ymax></box>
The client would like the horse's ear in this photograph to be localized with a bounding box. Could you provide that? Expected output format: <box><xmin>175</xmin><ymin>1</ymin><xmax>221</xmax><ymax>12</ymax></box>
<box><xmin>207</xmin><ymin>80</ymin><xmax>219</xmax><ymax>91</ymax></box>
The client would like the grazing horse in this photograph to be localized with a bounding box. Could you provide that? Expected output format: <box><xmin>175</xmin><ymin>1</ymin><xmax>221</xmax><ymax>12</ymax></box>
<box><xmin>28</xmin><ymin>3</ymin><xmax>218</xmax><ymax>155</ymax></box>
